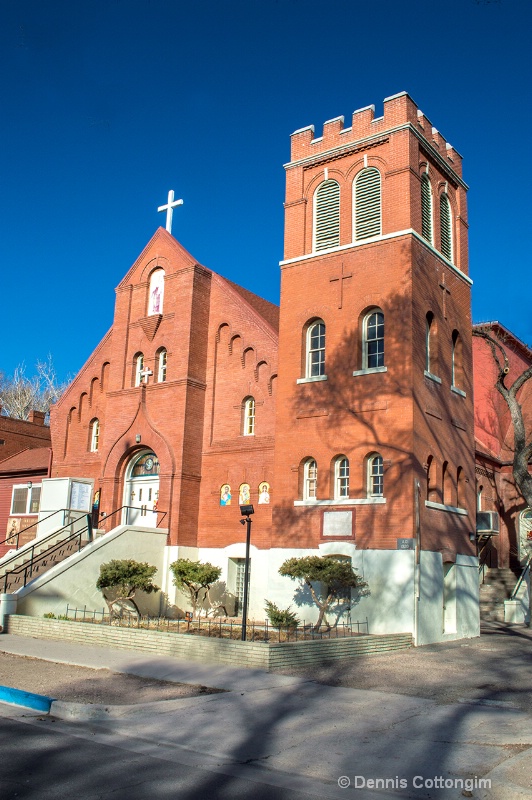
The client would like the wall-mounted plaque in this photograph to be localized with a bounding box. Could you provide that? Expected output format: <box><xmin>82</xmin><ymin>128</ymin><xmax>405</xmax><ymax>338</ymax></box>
<box><xmin>323</xmin><ymin>511</ymin><xmax>353</xmax><ymax>537</ymax></box>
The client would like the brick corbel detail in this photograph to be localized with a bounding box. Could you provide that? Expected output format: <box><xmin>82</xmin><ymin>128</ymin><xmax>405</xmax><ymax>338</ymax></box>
<box><xmin>139</xmin><ymin>314</ymin><xmax>162</xmax><ymax>341</ymax></box>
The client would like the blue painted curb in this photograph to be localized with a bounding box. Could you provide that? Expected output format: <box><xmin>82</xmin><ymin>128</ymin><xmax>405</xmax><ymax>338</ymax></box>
<box><xmin>0</xmin><ymin>684</ymin><xmax>55</xmax><ymax>712</ymax></box>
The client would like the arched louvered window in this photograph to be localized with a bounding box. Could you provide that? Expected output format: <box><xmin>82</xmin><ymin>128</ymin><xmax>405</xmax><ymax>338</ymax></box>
<box><xmin>354</xmin><ymin>168</ymin><xmax>381</xmax><ymax>240</ymax></box>
<box><xmin>440</xmin><ymin>194</ymin><xmax>453</xmax><ymax>262</ymax></box>
<box><xmin>421</xmin><ymin>174</ymin><xmax>433</xmax><ymax>244</ymax></box>
<box><xmin>157</xmin><ymin>348</ymin><xmax>167</xmax><ymax>383</ymax></box>
<box><xmin>314</xmin><ymin>180</ymin><xmax>340</xmax><ymax>251</ymax></box>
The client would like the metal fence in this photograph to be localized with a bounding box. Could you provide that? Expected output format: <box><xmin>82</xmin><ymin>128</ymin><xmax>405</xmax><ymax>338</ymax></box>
<box><xmin>59</xmin><ymin>605</ymin><xmax>369</xmax><ymax>642</ymax></box>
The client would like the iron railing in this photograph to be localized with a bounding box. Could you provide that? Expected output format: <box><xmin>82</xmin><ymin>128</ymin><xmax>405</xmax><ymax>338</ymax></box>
<box><xmin>0</xmin><ymin>508</ymin><xmax>80</xmax><ymax>552</ymax></box>
<box><xmin>478</xmin><ymin>537</ymin><xmax>495</xmax><ymax>584</ymax></box>
<box><xmin>510</xmin><ymin>554</ymin><xmax>532</xmax><ymax>600</ymax></box>
<box><xmin>58</xmin><ymin>606</ymin><xmax>369</xmax><ymax>641</ymax></box>
<box><xmin>0</xmin><ymin>510</ymin><xmax>88</xmax><ymax>574</ymax></box>
<box><xmin>97</xmin><ymin>505</ymin><xmax>167</xmax><ymax>532</ymax></box>
<box><xmin>2</xmin><ymin>515</ymin><xmax>92</xmax><ymax>594</ymax></box>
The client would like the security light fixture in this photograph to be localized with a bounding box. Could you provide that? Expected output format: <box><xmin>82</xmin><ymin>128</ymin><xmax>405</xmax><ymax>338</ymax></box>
<box><xmin>240</xmin><ymin>504</ymin><xmax>254</xmax><ymax>517</ymax></box>
<box><xmin>135</xmin><ymin>434</ymin><xmax>141</xmax><ymax>444</ymax></box>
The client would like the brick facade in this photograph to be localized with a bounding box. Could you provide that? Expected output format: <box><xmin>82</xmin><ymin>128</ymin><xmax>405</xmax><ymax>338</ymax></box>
<box><xmin>46</xmin><ymin>92</ymin><xmax>483</xmax><ymax>643</ymax></box>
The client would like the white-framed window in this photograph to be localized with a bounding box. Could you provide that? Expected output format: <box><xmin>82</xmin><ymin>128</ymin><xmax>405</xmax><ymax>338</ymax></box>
<box><xmin>367</xmin><ymin>454</ymin><xmax>384</xmax><ymax>497</ymax></box>
<box><xmin>421</xmin><ymin>174</ymin><xmax>433</xmax><ymax>244</ymax></box>
<box><xmin>440</xmin><ymin>193</ymin><xmax>453</xmax><ymax>262</ymax></box>
<box><xmin>304</xmin><ymin>459</ymin><xmax>318</xmax><ymax>500</ymax></box>
<box><xmin>157</xmin><ymin>348</ymin><xmax>167</xmax><ymax>383</ymax></box>
<box><xmin>314</xmin><ymin>179</ymin><xmax>340</xmax><ymax>251</ymax></box>
<box><xmin>89</xmin><ymin>418</ymin><xmax>100</xmax><ymax>452</ymax></box>
<box><xmin>354</xmin><ymin>167</ymin><xmax>381</xmax><ymax>240</ymax></box>
<box><xmin>363</xmin><ymin>311</ymin><xmax>384</xmax><ymax>369</ymax></box>
<box><xmin>134</xmin><ymin>353</ymin><xmax>144</xmax><ymax>387</ymax></box>
<box><xmin>306</xmin><ymin>320</ymin><xmax>326</xmax><ymax>377</ymax></box>
<box><xmin>11</xmin><ymin>484</ymin><xmax>42</xmax><ymax>515</ymax></box>
<box><xmin>242</xmin><ymin>397</ymin><xmax>255</xmax><ymax>436</ymax></box>
<box><xmin>335</xmin><ymin>457</ymin><xmax>350</xmax><ymax>499</ymax></box>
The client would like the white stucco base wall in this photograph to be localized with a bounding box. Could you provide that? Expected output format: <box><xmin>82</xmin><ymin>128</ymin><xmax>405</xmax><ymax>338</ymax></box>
<box><xmin>162</xmin><ymin>544</ymin><xmax>479</xmax><ymax>645</ymax></box>
<box><xmin>15</xmin><ymin>527</ymin><xmax>168</xmax><ymax>618</ymax></box>
<box><xmin>416</xmin><ymin>552</ymin><xmax>480</xmax><ymax>646</ymax></box>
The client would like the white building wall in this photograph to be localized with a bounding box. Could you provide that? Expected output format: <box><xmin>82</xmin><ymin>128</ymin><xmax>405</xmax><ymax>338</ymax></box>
<box><xmin>417</xmin><ymin>551</ymin><xmax>479</xmax><ymax>646</ymax></box>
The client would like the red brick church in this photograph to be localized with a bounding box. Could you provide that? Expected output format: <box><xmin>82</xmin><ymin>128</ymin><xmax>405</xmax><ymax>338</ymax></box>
<box><xmin>46</xmin><ymin>92</ymin><xmax>484</xmax><ymax>643</ymax></box>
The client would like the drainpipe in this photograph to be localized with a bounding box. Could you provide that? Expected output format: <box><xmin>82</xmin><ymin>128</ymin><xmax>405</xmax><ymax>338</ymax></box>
<box><xmin>414</xmin><ymin>480</ymin><xmax>422</xmax><ymax>646</ymax></box>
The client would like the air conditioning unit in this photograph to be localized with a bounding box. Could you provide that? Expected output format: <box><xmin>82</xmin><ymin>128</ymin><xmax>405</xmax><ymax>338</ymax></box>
<box><xmin>476</xmin><ymin>511</ymin><xmax>500</xmax><ymax>536</ymax></box>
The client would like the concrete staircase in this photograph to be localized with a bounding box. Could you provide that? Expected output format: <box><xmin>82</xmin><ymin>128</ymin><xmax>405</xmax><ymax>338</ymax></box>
<box><xmin>0</xmin><ymin>522</ymin><xmax>92</xmax><ymax>594</ymax></box>
<box><xmin>479</xmin><ymin>568</ymin><xmax>519</xmax><ymax>621</ymax></box>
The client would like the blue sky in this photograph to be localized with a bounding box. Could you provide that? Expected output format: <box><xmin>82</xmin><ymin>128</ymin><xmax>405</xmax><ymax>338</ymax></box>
<box><xmin>1</xmin><ymin>0</ymin><xmax>530</xmax><ymax>384</ymax></box>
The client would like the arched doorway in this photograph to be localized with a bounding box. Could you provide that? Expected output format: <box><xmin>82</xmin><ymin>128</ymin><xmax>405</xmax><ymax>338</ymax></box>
<box><xmin>124</xmin><ymin>450</ymin><xmax>160</xmax><ymax>528</ymax></box>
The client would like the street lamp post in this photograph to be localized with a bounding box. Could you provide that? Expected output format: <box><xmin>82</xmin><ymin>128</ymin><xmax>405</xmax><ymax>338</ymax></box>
<box><xmin>239</xmin><ymin>504</ymin><xmax>254</xmax><ymax>641</ymax></box>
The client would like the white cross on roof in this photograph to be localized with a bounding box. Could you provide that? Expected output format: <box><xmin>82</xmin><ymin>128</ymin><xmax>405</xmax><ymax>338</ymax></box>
<box><xmin>157</xmin><ymin>189</ymin><xmax>183</xmax><ymax>234</ymax></box>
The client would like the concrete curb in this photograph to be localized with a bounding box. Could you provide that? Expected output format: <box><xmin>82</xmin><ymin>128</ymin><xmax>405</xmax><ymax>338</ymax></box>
<box><xmin>0</xmin><ymin>684</ymin><xmax>55</xmax><ymax>712</ymax></box>
<box><xmin>50</xmin><ymin>690</ymin><xmax>226</xmax><ymax>721</ymax></box>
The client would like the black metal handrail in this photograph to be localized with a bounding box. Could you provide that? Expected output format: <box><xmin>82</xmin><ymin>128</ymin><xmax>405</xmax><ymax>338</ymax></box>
<box><xmin>0</xmin><ymin>508</ymin><xmax>77</xmax><ymax>551</ymax></box>
<box><xmin>510</xmin><ymin>554</ymin><xmax>532</xmax><ymax>600</ymax></box>
<box><xmin>478</xmin><ymin>537</ymin><xmax>494</xmax><ymax>584</ymax></box>
<box><xmin>2</xmin><ymin>514</ymin><xmax>92</xmax><ymax>594</ymax></box>
<box><xmin>0</xmin><ymin>510</ymin><xmax>88</xmax><ymax>573</ymax></box>
<box><xmin>97</xmin><ymin>505</ymin><xmax>167</xmax><ymax>531</ymax></box>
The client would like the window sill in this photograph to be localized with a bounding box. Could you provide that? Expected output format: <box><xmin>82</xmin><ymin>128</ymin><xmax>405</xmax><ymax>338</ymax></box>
<box><xmin>294</xmin><ymin>497</ymin><xmax>386</xmax><ymax>507</ymax></box>
<box><xmin>451</xmin><ymin>385</ymin><xmax>466</xmax><ymax>398</ymax></box>
<box><xmin>352</xmin><ymin>366</ymin><xmax>387</xmax><ymax>377</ymax></box>
<box><xmin>424</xmin><ymin>370</ymin><xmax>442</xmax><ymax>384</ymax></box>
<box><xmin>297</xmin><ymin>375</ymin><xmax>328</xmax><ymax>384</ymax></box>
<box><xmin>425</xmin><ymin>500</ymin><xmax>468</xmax><ymax>516</ymax></box>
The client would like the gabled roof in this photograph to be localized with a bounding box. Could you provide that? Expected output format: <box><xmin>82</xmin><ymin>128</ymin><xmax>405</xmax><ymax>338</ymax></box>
<box><xmin>473</xmin><ymin>322</ymin><xmax>532</xmax><ymax>361</ymax></box>
<box><xmin>223</xmin><ymin>278</ymin><xmax>279</xmax><ymax>333</ymax></box>
<box><xmin>0</xmin><ymin>447</ymin><xmax>51</xmax><ymax>474</ymax></box>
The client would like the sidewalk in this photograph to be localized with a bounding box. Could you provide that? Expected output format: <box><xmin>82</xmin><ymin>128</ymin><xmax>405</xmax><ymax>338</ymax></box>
<box><xmin>0</xmin><ymin>631</ymin><xmax>531</xmax><ymax>799</ymax></box>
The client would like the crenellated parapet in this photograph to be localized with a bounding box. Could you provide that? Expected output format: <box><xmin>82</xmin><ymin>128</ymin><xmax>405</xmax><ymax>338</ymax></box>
<box><xmin>289</xmin><ymin>91</ymin><xmax>462</xmax><ymax>177</ymax></box>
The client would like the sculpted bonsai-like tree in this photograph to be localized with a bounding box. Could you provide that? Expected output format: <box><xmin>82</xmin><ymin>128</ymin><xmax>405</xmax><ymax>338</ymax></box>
<box><xmin>96</xmin><ymin>559</ymin><xmax>159</xmax><ymax>618</ymax></box>
<box><xmin>170</xmin><ymin>558</ymin><xmax>222</xmax><ymax>618</ymax></box>
<box><xmin>279</xmin><ymin>555</ymin><xmax>369</xmax><ymax>630</ymax></box>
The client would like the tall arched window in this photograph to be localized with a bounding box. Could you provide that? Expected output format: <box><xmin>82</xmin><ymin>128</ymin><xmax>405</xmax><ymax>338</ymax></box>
<box><xmin>426</xmin><ymin>455</ymin><xmax>437</xmax><ymax>501</ymax></box>
<box><xmin>148</xmin><ymin>269</ymin><xmax>165</xmax><ymax>315</ymax></box>
<box><xmin>89</xmin><ymin>418</ymin><xmax>100</xmax><ymax>452</ymax></box>
<box><xmin>440</xmin><ymin>194</ymin><xmax>453</xmax><ymax>262</ymax></box>
<box><xmin>242</xmin><ymin>397</ymin><xmax>255</xmax><ymax>436</ymax></box>
<box><xmin>334</xmin><ymin>456</ymin><xmax>350</xmax><ymax>499</ymax></box>
<box><xmin>442</xmin><ymin>461</ymin><xmax>453</xmax><ymax>506</ymax></box>
<box><xmin>134</xmin><ymin>353</ymin><xmax>144</xmax><ymax>387</ymax></box>
<box><xmin>363</xmin><ymin>310</ymin><xmax>384</xmax><ymax>369</ymax></box>
<box><xmin>157</xmin><ymin>348</ymin><xmax>167</xmax><ymax>383</ymax></box>
<box><xmin>477</xmin><ymin>484</ymin><xmax>483</xmax><ymax>511</ymax></box>
<box><xmin>421</xmin><ymin>174</ymin><xmax>433</xmax><ymax>244</ymax></box>
<box><xmin>367</xmin><ymin>454</ymin><xmax>384</xmax><ymax>497</ymax></box>
<box><xmin>303</xmin><ymin>458</ymin><xmax>318</xmax><ymax>500</ymax></box>
<box><xmin>314</xmin><ymin>180</ymin><xmax>340</xmax><ymax>251</ymax></box>
<box><xmin>425</xmin><ymin>312</ymin><xmax>437</xmax><ymax>375</ymax></box>
<box><xmin>306</xmin><ymin>320</ymin><xmax>326</xmax><ymax>377</ymax></box>
<box><xmin>457</xmin><ymin>467</ymin><xmax>466</xmax><ymax>508</ymax></box>
<box><xmin>452</xmin><ymin>330</ymin><xmax>463</xmax><ymax>389</ymax></box>
<box><xmin>354</xmin><ymin>167</ymin><xmax>381</xmax><ymax>240</ymax></box>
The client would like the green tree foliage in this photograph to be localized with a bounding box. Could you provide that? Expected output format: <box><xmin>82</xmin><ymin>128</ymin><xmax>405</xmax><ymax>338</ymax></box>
<box><xmin>264</xmin><ymin>600</ymin><xmax>299</xmax><ymax>629</ymax></box>
<box><xmin>96</xmin><ymin>559</ymin><xmax>159</xmax><ymax>617</ymax></box>
<box><xmin>170</xmin><ymin>558</ymin><xmax>222</xmax><ymax>617</ymax></box>
<box><xmin>279</xmin><ymin>555</ymin><xmax>369</xmax><ymax>630</ymax></box>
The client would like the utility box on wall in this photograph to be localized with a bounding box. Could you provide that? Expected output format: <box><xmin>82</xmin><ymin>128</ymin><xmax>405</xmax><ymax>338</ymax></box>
<box><xmin>37</xmin><ymin>477</ymin><xmax>94</xmax><ymax>538</ymax></box>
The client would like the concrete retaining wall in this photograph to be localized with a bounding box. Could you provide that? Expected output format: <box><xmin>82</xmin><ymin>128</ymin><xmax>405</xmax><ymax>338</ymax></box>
<box><xmin>6</xmin><ymin>615</ymin><xmax>412</xmax><ymax>671</ymax></box>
